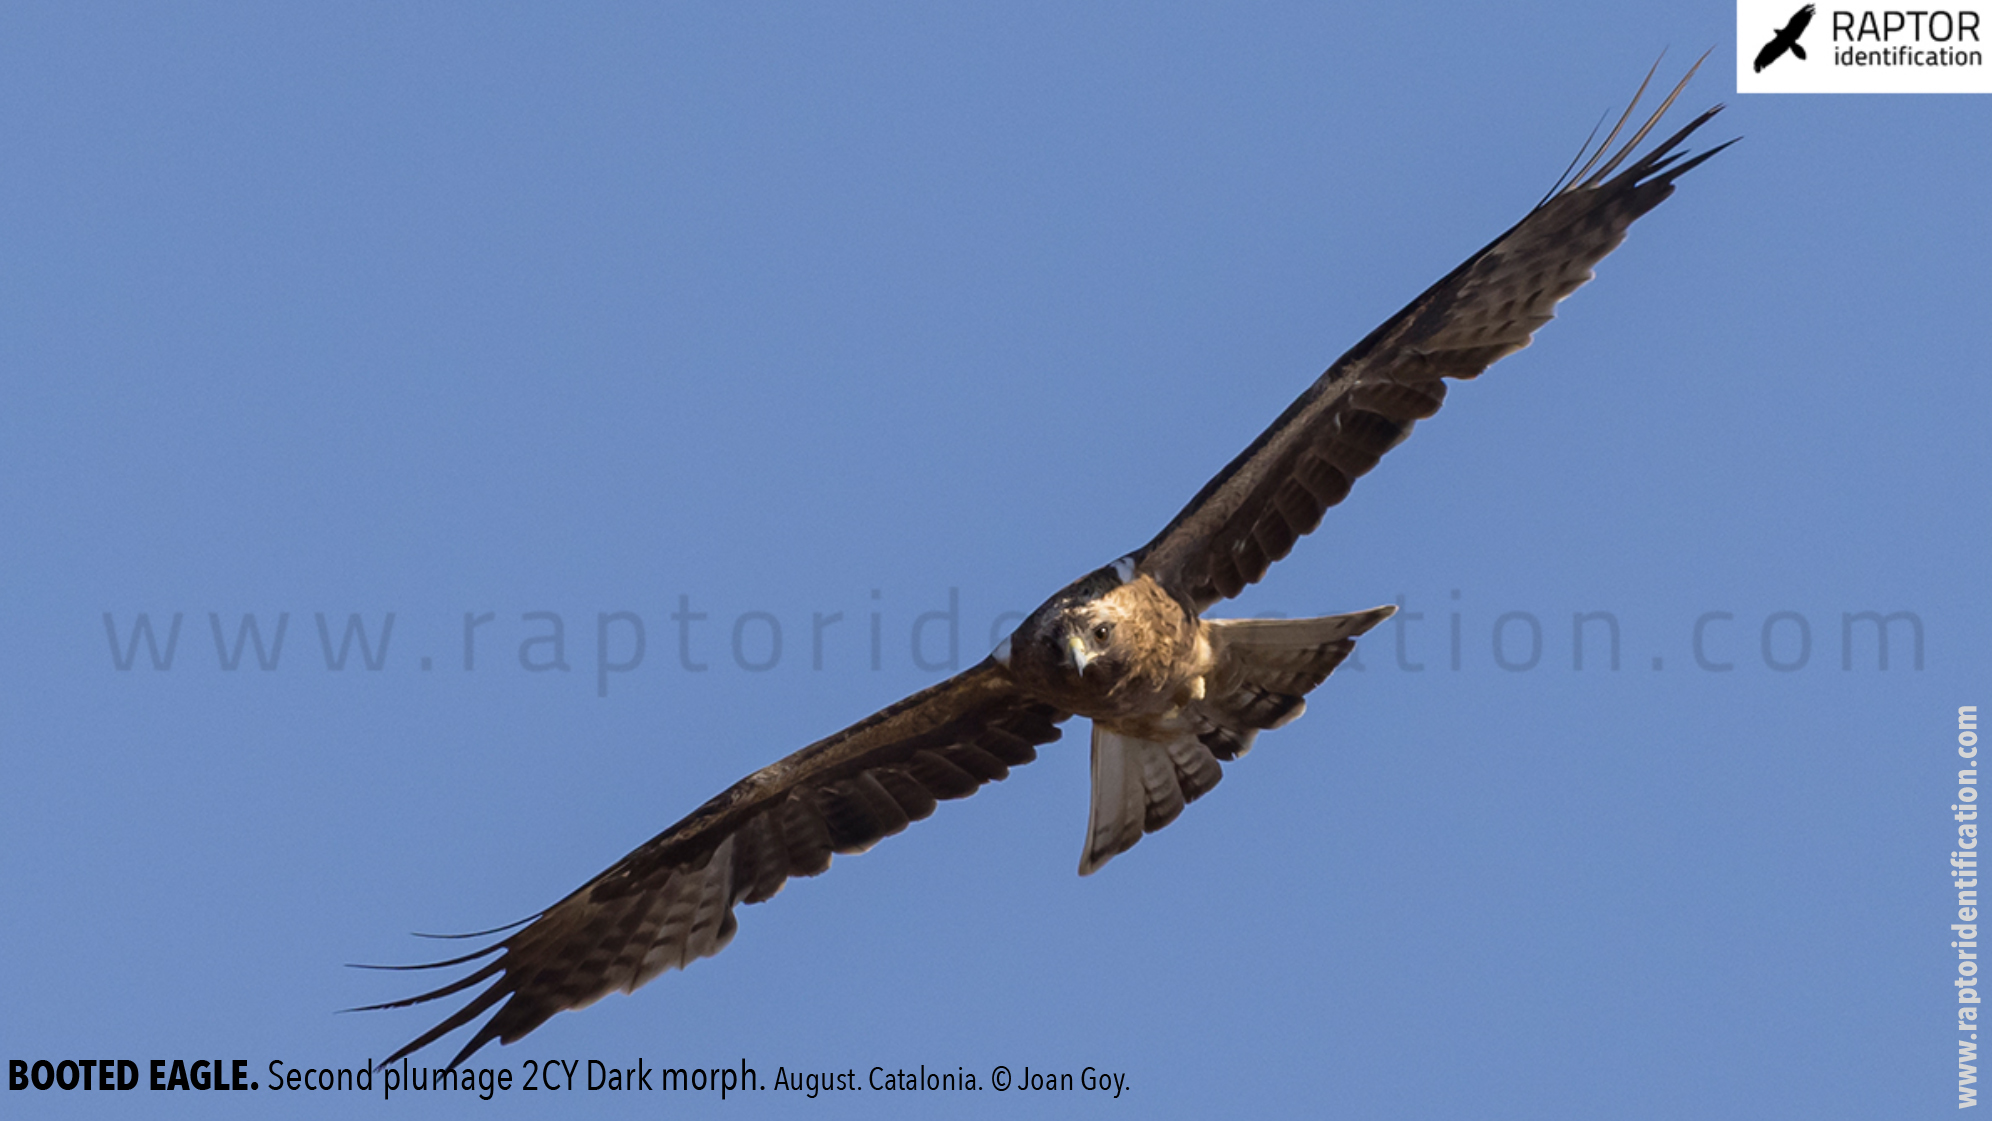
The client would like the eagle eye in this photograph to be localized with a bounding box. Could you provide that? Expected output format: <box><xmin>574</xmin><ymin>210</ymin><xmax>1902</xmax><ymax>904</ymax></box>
<box><xmin>1091</xmin><ymin>622</ymin><xmax>1113</xmax><ymax>644</ymax></box>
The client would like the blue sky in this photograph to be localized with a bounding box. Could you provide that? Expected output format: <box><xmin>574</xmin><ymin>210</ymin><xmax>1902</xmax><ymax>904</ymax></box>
<box><xmin>3</xmin><ymin>3</ymin><xmax>1985</xmax><ymax>1118</ymax></box>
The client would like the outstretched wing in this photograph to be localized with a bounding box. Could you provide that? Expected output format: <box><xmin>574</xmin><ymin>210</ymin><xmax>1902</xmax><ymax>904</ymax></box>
<box><xmin>1785</xmin><ymin>4</ymin><xmax>1815</xmax><ymax>38</ymax></box>
<box><xmin>1135</xmin><ymin>61</ymin><xmax>1733</xmax><ymax>612</ymax></box>
<box><xmin>360</xmin><ymin>660</ymin><xmax>1068</xmax><ymax>1067</ymax></box>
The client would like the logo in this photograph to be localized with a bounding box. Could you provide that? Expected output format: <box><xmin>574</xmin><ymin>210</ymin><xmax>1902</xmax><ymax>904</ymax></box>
<box><xmin>1737</xmin><ymin>0</ymin><xmax>1991</xmax><ymax>92</ymax></box>
<box><xmin>1754</xmin><ymin>3</ymin><xmax>1816</xmax><ymax>70</ymax></box>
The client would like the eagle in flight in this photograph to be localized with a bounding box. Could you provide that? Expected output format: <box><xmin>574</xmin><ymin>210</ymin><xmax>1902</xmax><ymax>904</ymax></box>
<box><xmin>362</xmin><ymin>61</ymin><xmax>1731</xmax><ymax>1066</ymax></box>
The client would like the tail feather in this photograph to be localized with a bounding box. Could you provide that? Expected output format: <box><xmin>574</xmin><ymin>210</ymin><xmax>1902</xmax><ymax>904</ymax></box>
<box><xmin>1080</xmin><ymin>725</ymin><xmax>1220</xmax><ymax>876</ymax></box>
<box><xmin>1076</xmin><ymin>605</ymin><xmax>1392</xmax><ymax>875</ymax></box>
<box><xmin>1080</xmin><ymin>726</ymin><xmax>1145</xmax><ymax>875</ymax></box>
<box><xmin>1191</xmin><ymin>606</ymin><xmax>1393</xmax><ymax>759</ymax></box>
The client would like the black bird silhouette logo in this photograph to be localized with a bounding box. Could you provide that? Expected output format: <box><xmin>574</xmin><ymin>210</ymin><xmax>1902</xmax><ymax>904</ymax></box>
<box><xmin>1755</xmin><ymin>4</ymin><xmax>1815</xmax><ymax>71</ymax></box>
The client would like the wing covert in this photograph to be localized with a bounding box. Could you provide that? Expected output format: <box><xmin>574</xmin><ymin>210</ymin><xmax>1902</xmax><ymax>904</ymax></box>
<box><xmin>359</xmin><ymin>660</ymin><xmax>1068</xmax><ymax>1067</ymax></box>
<box><xmin>1135</xmin><ymin>63</ymin><xmax>1732</xmax><ymax>612</ymax></box>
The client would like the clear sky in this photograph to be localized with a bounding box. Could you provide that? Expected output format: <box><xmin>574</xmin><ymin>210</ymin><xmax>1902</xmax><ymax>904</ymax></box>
<box><xmin>3</xmin><ymin>3</ymin><xmax>1985</xmax><ymax>1119</ymax></box>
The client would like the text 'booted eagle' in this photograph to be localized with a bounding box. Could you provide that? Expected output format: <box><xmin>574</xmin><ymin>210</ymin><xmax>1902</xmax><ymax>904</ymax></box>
<box><xmin>360</xmin><ymin>61</ymin><xmax>1733</xmax><ymax>1066</ymax></box>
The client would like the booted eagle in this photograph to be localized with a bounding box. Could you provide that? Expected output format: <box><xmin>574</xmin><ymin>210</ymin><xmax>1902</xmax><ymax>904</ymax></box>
<box><xmin>361</xmin><ymin>62</ymin><xmax>1731</xmax><ymax>1066</ymax></box>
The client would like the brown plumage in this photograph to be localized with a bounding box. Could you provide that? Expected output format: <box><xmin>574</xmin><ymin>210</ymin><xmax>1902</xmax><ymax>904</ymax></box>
<box><xmin>358</xmin><ymin>60</ymin><xmax>1732</xmax><ymax>1067</ymax></box>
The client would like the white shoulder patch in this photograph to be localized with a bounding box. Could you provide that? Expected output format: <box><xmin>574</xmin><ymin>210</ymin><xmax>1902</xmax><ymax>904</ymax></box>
<box><xmin>992</xmin><ymin>637</ymin><xmax>1012</xmax><ymax>667</ymax></box>
<box><xmin>1111</xmin><ymin>556</ymin><xmax>1137</xmax><ymax>584</ymax></box>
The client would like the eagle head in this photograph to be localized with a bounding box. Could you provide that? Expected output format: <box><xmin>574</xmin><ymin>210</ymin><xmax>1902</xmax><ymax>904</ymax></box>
<box><xmin>997</xmin><ymin>556</ymin><xmax>1187</xmax><ymax>715</ymax></box>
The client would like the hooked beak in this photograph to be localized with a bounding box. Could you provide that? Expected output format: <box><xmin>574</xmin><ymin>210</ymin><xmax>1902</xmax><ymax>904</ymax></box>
<box><xmin>1065</xmin><ymin>634</ymin><xmax>1096</xmax><ymax>675</ymax></box>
